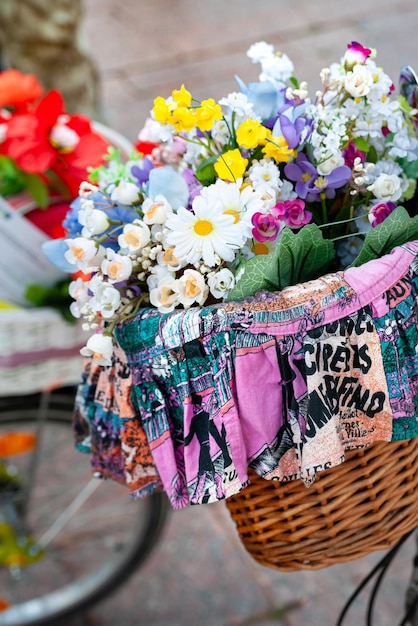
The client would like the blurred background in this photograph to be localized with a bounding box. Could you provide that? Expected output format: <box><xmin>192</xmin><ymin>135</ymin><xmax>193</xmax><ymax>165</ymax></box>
<box><xmin>1</xmin><ymin>0</ymin><xmax>418</xmax><ymax>624</ymax></box>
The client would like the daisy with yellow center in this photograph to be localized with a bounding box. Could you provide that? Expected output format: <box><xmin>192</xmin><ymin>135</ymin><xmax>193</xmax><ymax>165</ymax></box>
<box><xmin>165</xmin><ymin>195</ymin><xmax>246</xmax><ymax>267</ymax></box>
<box><xmin>200</xmin><ymin>179</ymin><xmax>265</xmax><ymax>238</ymax></box>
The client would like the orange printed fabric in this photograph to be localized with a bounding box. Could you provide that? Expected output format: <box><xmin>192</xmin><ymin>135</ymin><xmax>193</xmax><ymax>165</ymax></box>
<box><xmin>73</xmin><ymin>343</ymin><xmax>162</xmax><ymax>498</ymax></box>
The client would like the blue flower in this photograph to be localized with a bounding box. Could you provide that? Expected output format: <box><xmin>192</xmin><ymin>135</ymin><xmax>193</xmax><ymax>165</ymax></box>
<box><xmin>146</xmin><ymin>166</ymin><xmax>189</xmax><ymax>210</ymax></box>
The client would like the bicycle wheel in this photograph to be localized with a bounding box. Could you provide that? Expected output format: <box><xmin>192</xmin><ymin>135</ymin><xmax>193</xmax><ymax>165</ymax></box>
<box><xmin>0</xmin><ymin>387</ymin><xmax>169</xmax><ymax>626</ymax></box>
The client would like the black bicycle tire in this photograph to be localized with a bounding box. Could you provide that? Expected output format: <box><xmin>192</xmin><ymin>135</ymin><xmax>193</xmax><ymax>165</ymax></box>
<box><xmin>0</xmin><ymin>388</ymin><xmax>170</xmax><ymax>626</ymax></box>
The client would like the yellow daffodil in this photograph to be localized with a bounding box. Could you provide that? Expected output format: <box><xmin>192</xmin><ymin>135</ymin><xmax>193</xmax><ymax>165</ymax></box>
<box><xmin>214</xmin><ymin>149</ymin><xmax>249</xmax><ymax>182</ymax></box>
<box><xmin>171</xmin><ymin>106</ymin><xmax>196</xmax><ymax>132</ymax></box>
<box><xmin>172</xmin><ymin>84</ymin><xmax>192</xmax><ymax>108</ymax></box>
<box><xmin>262</xmin><ymin>134</ymin><xmax>297</xmax><ymax>163</ymax></box>
<box><xmin>151</xmin><ymin>96</ymin><xmax>172</xmax><ymax>125</ymax></box>
<box><xmin>236</xmin><ymin>118</ymin><xmax>268</xmax><ymax>149</ymax></box>
<box><xmin>195</xmin><ymin>98</ymin><xmax>222</xmax><ymax>132</ymax></box>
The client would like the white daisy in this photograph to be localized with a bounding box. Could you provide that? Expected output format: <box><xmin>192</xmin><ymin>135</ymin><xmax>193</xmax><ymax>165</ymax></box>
<box><xmin>200</xmin><ymin>179</ymin><xmax>264</xmax><ymax>238</ymax></box>
<box><xmin>165</xmin><ymin>195</ymin><xmax>245</xmax><ymax>267</ymax></box>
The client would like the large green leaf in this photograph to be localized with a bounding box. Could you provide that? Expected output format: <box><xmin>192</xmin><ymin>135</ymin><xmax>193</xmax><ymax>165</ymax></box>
<box><xmin>276</xmin><ymin>225</ymin><xmax>335</xmax><ymax>287</ymax></box>
<box><xmin>349</xmin><ymin>206</ymin><xmax>418</xmax><ymax>267</ymax></box>
<box><xmin>226</xmin><ymin>253</ymin><xmax>280</xmax><ymax>301</ymax></box>
<box><xmin>227</xmin><ymin>224</ymin><xmax>335</xmax><ymax>301</ymax></box>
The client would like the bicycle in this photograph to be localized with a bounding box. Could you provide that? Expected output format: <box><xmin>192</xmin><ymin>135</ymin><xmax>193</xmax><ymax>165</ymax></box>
<box><xmin>0</xmin><ymin>385</ymin><xmax>170</xmax><ymax>626</ymax></box>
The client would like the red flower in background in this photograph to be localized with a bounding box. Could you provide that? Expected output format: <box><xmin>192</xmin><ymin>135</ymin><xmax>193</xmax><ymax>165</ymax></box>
<box><xmin>2</xmin><ymin>89</ymin><xmax>109</xmax><ymax>196</ymax></box>
<box><xmin>0</xmin><ymin>69</ymin><xmax>43</xmax><ymax>110</ymax></box>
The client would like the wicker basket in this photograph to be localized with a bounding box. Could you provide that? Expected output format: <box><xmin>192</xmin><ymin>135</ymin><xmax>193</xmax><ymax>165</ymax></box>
<box><xmin>225</xmin><ymin>438</ymin><xmax>418</xmax><ymax>571</ymax></box>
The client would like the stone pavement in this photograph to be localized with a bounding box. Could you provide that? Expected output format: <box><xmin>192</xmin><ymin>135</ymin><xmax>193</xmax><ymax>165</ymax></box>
<box><xmin>71</xmin><ymin>2</ymin><xmax>418</xmax><ymax>624</ymax></box>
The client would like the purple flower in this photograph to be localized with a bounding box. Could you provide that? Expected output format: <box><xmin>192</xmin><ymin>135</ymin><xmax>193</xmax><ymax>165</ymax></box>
<box><xmin>284</xmin><ymin>153</ymin><xmax>318</xmax><ymax>199</ymax></box>
<box><xmin>369</xmin><ymin>201</ymin><xmax>396</xmax><ymax>227</ymax></box>
<box><xmin>131</xmin><ymin>157</ymin><xmax>154</xmax><ymax>185</ymax></box>
<box><xmin>271</xmin><ymin>199</ymin><xmax>312</xmax><ymax>229</ymax></box>
<box><xmin>272</xmin><ymin>106</ymin><xmax>313</xmax><ymax>149</ymax></box>
<box><xmin>182</xmin><ymin>168</ymin><xmax>203</xmax><ymax>205</ymax></box>
<box><xmin>251</xmin><ymin>212</ymin><xmax>281</xmax><ymax>242</ymax></box>
<box><xmin>306</xmin><ymin>165</ymin><xmax>352</xmax><ymax>200</ymax></box>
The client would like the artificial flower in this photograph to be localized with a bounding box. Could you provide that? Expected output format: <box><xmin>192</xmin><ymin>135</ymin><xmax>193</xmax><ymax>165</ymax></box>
<box><xmin>165</xmin><ymin>197</ymin><xmax>244</xmax><ymax>267</ymax></box>
<box><xmin>43</xmin><ymin>40</ymin><xmax>418</xmax><ymax>358</ymax></box>
<box><xmin>0</xmin><ymin>69</ymin><xmax>43</xmax><ymax>109</ymax></box>
<box><xmin>80</xmin><ymin>333</ymin><xmax>114</xmax><ymax>366</ymax></box>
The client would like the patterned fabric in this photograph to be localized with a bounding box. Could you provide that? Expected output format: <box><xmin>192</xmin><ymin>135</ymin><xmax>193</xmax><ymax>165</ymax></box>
<box><xmin>73</xmin><ymin>343</ymin><xmax>162</xmax><ymax>499</ymax></box>
<box><xmin>75</xmin><ymin>242</ymin><xmax>418</xmax><ymax>508</ymax></box>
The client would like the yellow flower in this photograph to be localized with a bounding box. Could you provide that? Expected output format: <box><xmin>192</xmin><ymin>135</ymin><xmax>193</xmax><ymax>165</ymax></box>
<box><xmin>151</xmin><ymin>96</ymin><xmax>172</xmax><ymax>125</ymax></box>
<box><xmin>236</xmin><ymin>119</ymin><xmax>268</xmax><ymax>149</ymax></box>
<box><xmin>171</xmin><ymin>106</ymin><xmax>196</xmax><ymax>132</ymax></box>
<box><xmin>262</xmin><ymin>133</ymin><xmax>297</xmax><ymax>163</ymax></box>
<box><xmin>172</xmin><ymin>84</ymin><xmax>192</xmax><ymax>108</ymax></box>
<box><xmin>214</xmin><ymin>149</ymin><xmax>248</xmax><ymax>182</ymax></box>
<box><xmin>195</xmin><ymin>98</ymin><xmax>222</xmax><ymax>131</ymax></box>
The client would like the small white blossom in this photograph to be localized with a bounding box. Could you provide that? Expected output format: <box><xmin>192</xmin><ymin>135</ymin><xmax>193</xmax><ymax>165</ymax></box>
<box><xmin>111</xmin><ymin>180</ymin><xmax>142</xmax><ymax>205</ymax></box>
<box><xmin>80</xmin><ymin>333</ymin><xmax>114</xmax><ymax>366</ymax></box>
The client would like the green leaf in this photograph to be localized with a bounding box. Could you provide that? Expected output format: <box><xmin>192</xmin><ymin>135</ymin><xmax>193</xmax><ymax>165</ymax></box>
<box><xmin>353</xmin><ymin>137</ymin><xmax>369</xmax><ymax>153</ymax></box>
<box><xmin>276</xmin><ymin>225</ymin><xmax>335</xmax><ymax>288</ymax></box>
<box><xmin>367</xmin><ymin>145</ymin><xmax>378</xmax><ymax>164</ymax></box>
<box><xmin>227</xmin><ymin>225</ymin><xmax>335</xmax><ymax>301</ymax></box>
<box><xmin>195</xmin><ymin>156</ymin><xmax>217</xmax><ymax>185</ymax></box>
<box><xmin>226</xmin><ymin>253</ymin><xmax>280</xmax><ymax>301</ymax></box>
<box><xmin>21</xmin><ymin>173</ymin><xmax>49</xmax><ymax>208</ymax></box>
<box><xmin>349</xmin><ymin>206</ymin><xmax>418</xmax><ymax>267</ymax></box>
<box><xmin>398</xmin><ymin>156</ymin><xmax>418</xmax><ymax>180</ymax></box>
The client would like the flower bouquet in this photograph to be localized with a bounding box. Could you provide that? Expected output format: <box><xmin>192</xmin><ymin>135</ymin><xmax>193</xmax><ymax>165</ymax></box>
<box><xmin>45</xmin><ymin>41</ymin><xmax>418</xmax><ymax>363</ymax></box>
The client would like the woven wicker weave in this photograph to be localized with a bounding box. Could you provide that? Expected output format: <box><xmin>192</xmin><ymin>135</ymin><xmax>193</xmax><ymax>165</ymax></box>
<box><xmin>225</xmin><ymin>438</ymin><xmax>418</xmax><ymax>571</ymax></box>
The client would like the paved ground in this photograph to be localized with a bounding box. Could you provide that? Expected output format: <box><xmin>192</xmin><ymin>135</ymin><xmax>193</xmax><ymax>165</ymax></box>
<box><xmin>58</xmin><ymin>2</ymin><xmax>418</xmax><ymax>624</ymax></box>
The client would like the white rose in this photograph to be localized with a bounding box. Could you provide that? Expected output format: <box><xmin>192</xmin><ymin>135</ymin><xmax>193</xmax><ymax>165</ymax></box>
<box><xmin>80</xmin><ymin>333</ymin><xmax>114</xmax><ymax>366</ymax></box>
<box><xmin>118</xmin><ymin>221</ymin><xmax>151</xmax><ymax>252</ymax></box>
<box><xmin>176</xmin><ymin>269</ymin><xmax>208</xmax><ymax>308</ymax></box>
<box><xmin>344</xmin><ymin>64</ymin><xmax>374</xmax><ymax>98</ymax></box>
<box><xmin>367</xmin><ymin>173</ymin><xmax>402</xmax><ymax>201</ymax></box>
<box><xmin>207</xmin><ymin>268</ymin><xmax>235</xmax><ymax>300</ymax></box>
<box><xmin>101</xmin><ymin>249</ymin><xmax>133</xmax><ymax>283</ymax></box>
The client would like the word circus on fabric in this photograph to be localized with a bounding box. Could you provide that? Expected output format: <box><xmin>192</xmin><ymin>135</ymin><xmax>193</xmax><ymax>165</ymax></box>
<box><xmin>74</xmin><ymin>241</ymin><xmax>418</xmax><ymax>508</ymax></box>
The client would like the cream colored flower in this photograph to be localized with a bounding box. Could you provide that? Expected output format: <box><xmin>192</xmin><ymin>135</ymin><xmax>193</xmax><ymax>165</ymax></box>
<box><xmin>176</xmin><ymin>269</ymin><xmax>209</xmax><ymax>308</ymax></box>
<box><xmin>149</xmin><ymin>274</ymin><xmax>179</xmax><ymax>313</ymax></box>
<box><xmin>101</xmin><ymin>249</ymin><xmax>133</xmax><ymax>283</ymax></box>
<box><xmin>80</xmin><ymin>333</ymin><xmax>114</xmax><ymax>366</ymax></box>
<box><xmin>118</xmin><ymin>220</ymin><xmax>151</xmax><ymax>252</ymax></box>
